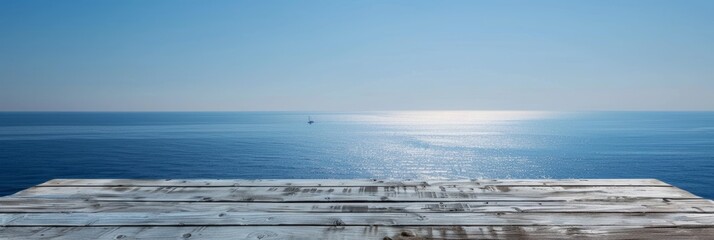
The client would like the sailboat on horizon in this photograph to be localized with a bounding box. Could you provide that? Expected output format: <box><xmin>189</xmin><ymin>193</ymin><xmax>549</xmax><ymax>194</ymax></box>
<box><xmin>307</xmin><ymin>116</ymin><xmax>315</xmax><ymax>125</ymax></box>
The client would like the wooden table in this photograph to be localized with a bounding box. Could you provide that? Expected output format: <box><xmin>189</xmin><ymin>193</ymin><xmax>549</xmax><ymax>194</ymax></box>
<box><xmin>1</xmin><ymin>179</ymin><xmax>713</xmax><ymax>239</ymax></box>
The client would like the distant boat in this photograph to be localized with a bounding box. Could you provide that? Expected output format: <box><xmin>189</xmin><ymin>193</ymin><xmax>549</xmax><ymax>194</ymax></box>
<box><xmin>307</xmin><ymin>116</ymin><xmax>315</xmax><ymax>125</ymax></box>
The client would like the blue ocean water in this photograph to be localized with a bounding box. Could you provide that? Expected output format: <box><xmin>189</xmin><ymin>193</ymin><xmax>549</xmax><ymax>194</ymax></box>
<box><xmin>0</xmin><ymin>111</ymin><xmax>712</xmax><ymax>198</ymax></box>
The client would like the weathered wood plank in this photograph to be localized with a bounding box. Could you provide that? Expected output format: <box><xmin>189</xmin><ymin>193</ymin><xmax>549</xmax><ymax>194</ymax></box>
<box><xmin>2</xmin><ymin>212</ymin><xmax>713</xmax><ymax>227</ymax></box>
<box><xmin>38</xmin><ymin>178</ymin><xmax>672</xmax><ymax>187</ymax></box>
<box><xmin>2</xmin><ymin>226</ymin><xmax>713</xmax><ymax>240</ymax></box>
<box><xmin>1</xmin><ymin>198</ymin><xmax>712</xmax><ymax>213</ymax></box>
<box><xmin>3</xmin><ymin>179</ymin><xmax>711</xmax><ymax>239</ymax></box>
<box><xmin>11</xmin><ymin>185</ymin><xmax>698</xmax><ymax>202</ymax></box>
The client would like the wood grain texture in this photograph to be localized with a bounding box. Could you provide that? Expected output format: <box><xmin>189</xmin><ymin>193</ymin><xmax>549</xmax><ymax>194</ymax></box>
<box><xmin>39</xmin><ymin>179</ymin><xmax>672</xmax><ymax>187</ymax></box>
<box><xmin>12</xmin><ymin>186</ymin><xmax>698</xmax><ymax>202</ymax></box>
<box><xmin>1</xmin><ymin>179</ymin><xmax>712</xmax><ymax>239</ymax></box>
<box><xmin>1</xmin><ymin>198</ymin><xmax>712</xmax><ymax>213</ymax></box>
<box><xmin>2</xmin><ymin>212</ymin><xmax>714</xmax><ymax>227</ymax></box>
<box><xmin>2</xmin><ymin>226</ymin><xmax>714</xmax><ymax>240</ymax></box>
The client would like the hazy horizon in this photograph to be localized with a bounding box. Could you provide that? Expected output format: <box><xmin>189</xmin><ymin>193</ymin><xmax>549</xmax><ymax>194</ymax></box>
<box><xmin>2</xmin><ymin>0</ymin><xmax>713</xmax><ymax>111</ymax></box>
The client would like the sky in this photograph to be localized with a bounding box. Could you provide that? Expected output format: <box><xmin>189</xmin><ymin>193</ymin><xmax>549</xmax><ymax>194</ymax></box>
<box><xmin>1</xmin><ymin>0</ymin><xmax>713</xmax><ymax>111</ymax></box>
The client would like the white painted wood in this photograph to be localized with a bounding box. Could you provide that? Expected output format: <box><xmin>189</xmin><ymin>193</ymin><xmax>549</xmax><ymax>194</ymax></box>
<box><xmin>1</xmin><ymin>179</ymin><xmax>711</xmax><ymax>239</ymax></box>
<box><xmin>1</xmin><ymin>198</ymin><xmax>712</xmax><ymax>213</ymax></box>
<box><xmin>2</xmin><ymin>226</ymin><xmax>714</xmax><ymax>240</ymax></box>
<box><xmin>2</xmin><ymin>212</ymin><xmax>714</xmax><ymax>227</ymax></box>
<box><xmin>11</xmin><ymin>185</ymin><xmax>698</xmax><ymax>202</ymax></box>
<box><xmin>39</xmin><ymin>178</ymin><xmax>672</xmax><ymax>187</ymax></box>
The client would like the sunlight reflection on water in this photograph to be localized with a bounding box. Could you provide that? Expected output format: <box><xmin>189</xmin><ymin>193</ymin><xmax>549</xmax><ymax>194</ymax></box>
<box><xmin>337</xmin><ymin>111</ymin><xmax>563</xmax><ymax>179</ymax></box>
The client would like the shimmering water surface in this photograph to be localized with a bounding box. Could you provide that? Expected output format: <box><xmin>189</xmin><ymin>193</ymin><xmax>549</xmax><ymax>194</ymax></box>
<box><xmin>0</xmin><ymin>111</ymin><xmax>712</xmax><ymax>198</ymax></box>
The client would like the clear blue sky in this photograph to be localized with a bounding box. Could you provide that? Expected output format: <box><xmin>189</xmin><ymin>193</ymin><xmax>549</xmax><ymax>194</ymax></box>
<box><xmin>1</xmin><ymin>0</ymin><xmax>713</xmax><ymax>111</ymax></box>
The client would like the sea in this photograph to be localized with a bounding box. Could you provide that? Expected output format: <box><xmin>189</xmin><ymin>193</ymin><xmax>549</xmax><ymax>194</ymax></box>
<box><xmin>0</xmin><ymin>111</ymin><xmax>712</xmax><ymax>199</ymax></box>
